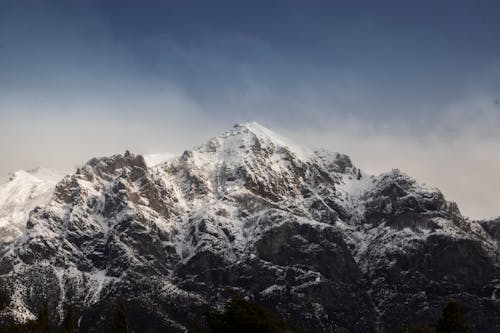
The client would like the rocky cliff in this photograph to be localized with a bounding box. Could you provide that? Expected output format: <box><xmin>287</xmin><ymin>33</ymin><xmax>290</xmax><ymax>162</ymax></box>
<box><xmin>0</xmin><ymin>122</ymin><xmax>498</xmax><ymax>332</ymax></box>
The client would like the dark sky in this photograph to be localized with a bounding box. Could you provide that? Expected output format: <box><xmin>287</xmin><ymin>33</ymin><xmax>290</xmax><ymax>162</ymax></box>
<box><xmin>1</xmin><ymin>0</ymin><xmax>499</xmax><ymax>217</ymax></box>
<box><xmin>2</xmin><ymin>0</ymin><xmax>500</xmax><ymax>120</ymax></box>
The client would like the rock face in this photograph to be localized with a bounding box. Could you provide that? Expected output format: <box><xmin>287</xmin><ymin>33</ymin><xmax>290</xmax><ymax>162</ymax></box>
<box><xmin>0</xmin><ymin>122</ymin><xmax>499</xmax><ymax>332</ymax></box>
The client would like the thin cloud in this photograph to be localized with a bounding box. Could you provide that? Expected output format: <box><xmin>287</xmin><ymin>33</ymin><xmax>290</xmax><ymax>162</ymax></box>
<box><xmin>289</xmin><ymin>94</ymin><xmax>500</xmax><ymax>219</ymax></box>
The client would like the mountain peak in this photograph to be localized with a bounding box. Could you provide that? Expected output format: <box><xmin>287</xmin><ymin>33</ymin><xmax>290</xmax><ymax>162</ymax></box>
<box><xmin>232</xmin><ymin>121</ymin><xmax>275</xmax><ymax>134</ymax></box>
<box><xmin>198</xmin><ymin>121</ymin><xmax>313</xmax><ymax>160</ymax></box>
<box><xmin>1</xmin><ymin>123</ymin><xmax>500</xmax><ymax>332</ymax></box>
<box><xmin>231</xmin><ymin>121</ymin><xmax>294</xmax><ymax>145</ymax></box>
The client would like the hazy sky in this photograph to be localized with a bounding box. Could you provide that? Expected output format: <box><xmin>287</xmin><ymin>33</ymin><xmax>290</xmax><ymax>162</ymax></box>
<box><xmin>1</xmin><ymin>0</ymin><xmax>499</xmax><ymax>219</ymax></box>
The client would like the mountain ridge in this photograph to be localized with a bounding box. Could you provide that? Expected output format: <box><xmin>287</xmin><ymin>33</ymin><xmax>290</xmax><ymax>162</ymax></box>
<box><xmin>0</xmin><ymin>122</ymin><xmax>499</xmax><ymax>332</ymax></box>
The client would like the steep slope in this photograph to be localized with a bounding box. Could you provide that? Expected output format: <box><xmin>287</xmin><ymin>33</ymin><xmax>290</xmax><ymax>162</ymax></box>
<box><xmin>157</xmin><ymin>123</ymin><xmax>375</xmax><ymax>331</ymax></box>
<box><xmin>338</xmin><ymin>170</ymin><xmax>500</xmax><ymax>331</ymax></box>
<box><xmin>0</xmin><ymin>155</ymin><xmax>175</xmax><ymax>246</ymax></box>
<box><xmin>0</xmin><ymin>122</ymin><xmax>498</xmax><ymax>332</ymax></box>
<box><xmin>480</xmin><ymin>217</ymin><xmax>500</xmax><ymax>247</ymax></box>
<box><xmin>0</xmin><ymin>168</ymin><xmax>66</xmax><ymax>244</ymax></box>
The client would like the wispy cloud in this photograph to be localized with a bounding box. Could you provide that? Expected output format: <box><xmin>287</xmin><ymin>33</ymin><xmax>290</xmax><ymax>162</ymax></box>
<box><xmin>1</xmin><ymin>1</ymin><xmax>499</xmax><ymax>219</ymax></box>
<box><xmin>288</xmin><ymin>94</ymin><xmax>500</xmax><ymax>219</ymax></box>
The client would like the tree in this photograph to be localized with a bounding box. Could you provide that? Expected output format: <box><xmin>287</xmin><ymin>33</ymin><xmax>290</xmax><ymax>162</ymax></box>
<box><xmin>62</xmin><ymin>305</ymin><xmax>75</xmax><ymax>333</ymax></box>
<box><xmin>187</xmin><ymin>312</ymin><xmax>204</xmax><ymax>333</ymax></box>
<box><xmin>436</xmin><ymin>301</ymin><xmax>472</xmax><ymax>333</ymax></box>
<box><xmin>0</xmin><ymin>291</ymin><xmax>8</xmax><ymax>313</ymax></box>
<box><xmin>206</xmin><ymin>294</ymin><xmax>285</xmax><ymax>333</ymax></box>
<box><xmin>34</xmin><ymin>302</ymin><xmax>53</xmax><ymax>333</ymax></box>
<box><xmin>111</xmin><ymin>300</ymin><xmax>129</xmax><ymax>333</ymax></box>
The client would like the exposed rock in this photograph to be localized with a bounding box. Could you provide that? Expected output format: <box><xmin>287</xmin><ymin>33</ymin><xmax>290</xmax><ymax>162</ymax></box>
<box><xmin>0</xmin><ymin>122</ymin><xmax>498</xmax><ymax>332</ymax></box>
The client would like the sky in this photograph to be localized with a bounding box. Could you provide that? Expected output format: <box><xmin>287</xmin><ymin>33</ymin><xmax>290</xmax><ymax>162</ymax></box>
<box><xmin>0</xmin><ymin>0</ymin><xmax>499</xmax><ymax>219</ymax></box>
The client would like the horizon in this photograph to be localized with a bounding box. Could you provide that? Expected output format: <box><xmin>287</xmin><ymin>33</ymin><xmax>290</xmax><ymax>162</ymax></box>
<box><xmin>1</xmin><ymin>120</ymin><xmax>498</xmax><ymax>220</ymax></box>
<box><xmin>1</xmin><ymin>1</ymin><xmax>500</xmax><ymax>219</ymax></box>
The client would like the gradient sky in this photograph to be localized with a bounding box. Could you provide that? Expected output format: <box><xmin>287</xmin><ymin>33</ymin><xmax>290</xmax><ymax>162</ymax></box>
<box><xmin>1</xmin><ymin>0</ymin><xmax>499</xmax><ymax>218</ymax></box>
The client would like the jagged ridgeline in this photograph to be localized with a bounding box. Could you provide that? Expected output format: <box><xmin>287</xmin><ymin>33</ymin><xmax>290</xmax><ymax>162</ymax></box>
<box><xmin>0</xmin><ymin>122</ymin><xmax>499</xmax><ymax>332</ymax></box>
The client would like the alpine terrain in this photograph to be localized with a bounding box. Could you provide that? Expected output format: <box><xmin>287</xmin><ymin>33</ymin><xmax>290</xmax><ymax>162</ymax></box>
<box><xmin>0</xmin><ymin>122</ymin><xmax>498</xmax><ymax>332</ymax></box>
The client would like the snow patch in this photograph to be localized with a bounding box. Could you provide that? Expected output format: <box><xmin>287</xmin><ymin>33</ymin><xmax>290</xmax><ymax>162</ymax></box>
<box><xmin>0</xmin><ymin>168</ymin><xmax>67</xmax><ymax>242</ymax></box>
<box><xmin>143</xmin><ymin>153</ymin><xmax>178</xmax><ymax>167</ymax></box>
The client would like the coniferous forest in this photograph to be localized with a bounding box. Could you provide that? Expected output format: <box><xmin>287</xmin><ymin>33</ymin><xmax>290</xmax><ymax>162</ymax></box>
<box><xmin>0</xmin><ymin>295</ymin><xmax>473</xmax><ymax>333</ymax></box>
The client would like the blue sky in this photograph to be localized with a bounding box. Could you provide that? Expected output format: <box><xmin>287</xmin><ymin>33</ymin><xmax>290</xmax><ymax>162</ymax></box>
<box><xmin>1</xmin><ymin>0</ymin><xmax>499</xmax><ymax>218</ymax></box>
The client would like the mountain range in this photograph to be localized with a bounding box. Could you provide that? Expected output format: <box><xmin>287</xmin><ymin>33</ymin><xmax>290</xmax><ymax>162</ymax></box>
<box><xmin>0</xmin><ymin>122</ymin><xmax>498</xmax><ymax>332</ymax></box>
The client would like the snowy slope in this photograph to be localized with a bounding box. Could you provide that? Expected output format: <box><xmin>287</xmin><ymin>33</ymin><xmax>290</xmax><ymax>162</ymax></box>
<box><xmin>0</xmin><ymin>154</ymin><xmax>176</xmax><ymax>245</ymax></box>
<box><xmin>0</xmin><ymin>122</ymin><xmax>498</xmax><ymax>332</ymax></box>
<box><xmin>156</xmin><ymin>122</ymin><xmax>357</xmax><ymax>262</ymax></box>
<box><xmin>0</xmin><ymin>168</ymin><xmax>67</xmax><ymax>243</ymax></box>
<box><xmin>336</xmin><ymin>169</ymin><xmax>498</xmax><ymax>274</ymax></box>
<box><xmin>143</xmin><ymin>153</ymin><xmax>178</xmax><ymax>167</ymax></box>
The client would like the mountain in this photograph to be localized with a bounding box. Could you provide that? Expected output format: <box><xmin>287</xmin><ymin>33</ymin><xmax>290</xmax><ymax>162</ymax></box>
<box><xmin>0</xmin><ymin>155</ymin><xmax>175</xmax><ymax>245</ymax></box>
<box><xmin>0</xmin><ymin>168</ymin><xmax>67</xmax><ymax>244</ymax></box>
<box><xmin>0</xmin><ymin>122</ymin><xmax>499</xmax><ymax>332</ymax></box>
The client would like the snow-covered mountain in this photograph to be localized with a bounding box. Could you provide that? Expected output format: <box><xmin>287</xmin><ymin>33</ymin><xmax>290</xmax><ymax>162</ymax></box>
<box><xmin>0</xmin><ymin>122</ymin><xmax>499</xmax><ymax>332</ymax></box>
<box><xmin>0</xmin><ymin>154</ymin><xmax>176</xmax><ymax>245</ymax></box>
<box><xmin>0</xmin><ymin>168</ymin><xmax>67</xmax><ymax>244</ymax></box>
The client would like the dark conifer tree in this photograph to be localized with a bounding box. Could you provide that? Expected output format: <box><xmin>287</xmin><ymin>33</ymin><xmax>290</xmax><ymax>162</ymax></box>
<box><xmin>111</xmin><ymin>300</ymin><xmax>129</xmax><ymax>333</ymax></box>
<box><xmin>34</xmin><ymin>302</ymin><xmax>53</xmax><ymax>333</ymax></box>
<box><xmin>0</xmin><ymin>291</ymin><xmax>8</xmax><ymax>313</ymax></box>
<box><xmin>206</xmin><ymin>294</ymin><xmax>285</xmax><ymax>333</ymax></box>
<box><xmin>187</xmin><ymin>312</ymin><xmax>204</xmax><ymax>333</ymax></box>
<box><xmin>62</xmin><ymin>305</ymin><xmax>75</xmax><ymax>333</ymax></box>
<box><xmin>436</xmin><ymin>301</ymin><xmax>472</xmax><ymax>333</ymax></box>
